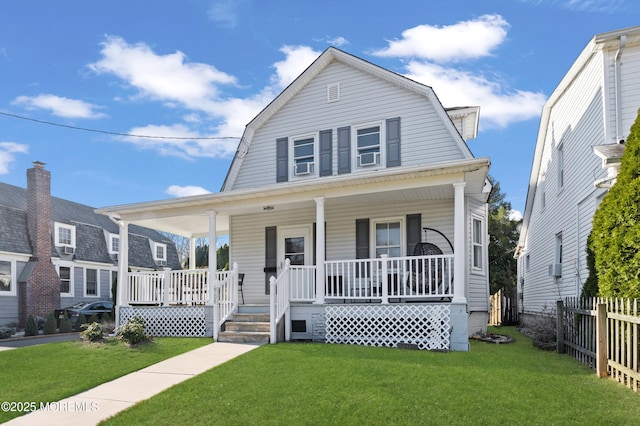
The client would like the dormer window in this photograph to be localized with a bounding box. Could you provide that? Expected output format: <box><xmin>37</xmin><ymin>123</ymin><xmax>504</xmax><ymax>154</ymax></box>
<box><xmin>291</xmin><ymin>134</ymin><xmax>317</xmax><ymax>178</ymax></box>
<box><xmin>154</xmin><ymin>242</ymin><xmax>167</xmax><ymax>266</ymax></box>
<box><xmin>109</xmin><ymin>234</ymin><xmax>120</xmax><ymax>254</ymax></box>
<box><xmin>54</xmin><ymin>223</ymin><xmax>76</xmax><ymax>251</ymax></box>
<box><xmin>355</xmin><ymin>124</ymin><xmax>382</xmax><ymax>168</ymax></box>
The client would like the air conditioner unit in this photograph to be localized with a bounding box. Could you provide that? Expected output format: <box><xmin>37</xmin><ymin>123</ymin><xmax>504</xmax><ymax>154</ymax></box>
<box><xmin>112</xmin><ymin>253</ymin><xmax>118</xmax><ymax>261</ymax></box>
<box><xmin>358</xmin><ymin>152</ymin><xmax>379</xmax><ymax>167</ymax></box>
<box><xmin>157</xmin><ymin>260</ymin><xmax>167</xmax><ymax>267</ymax></box>
<box><xmin>62</xmin><ymin>246</ymin><xmax>75</xmax><ymax>255</ymax></box>
<box><xmin>548</xmin><ymin>263</ymin><xmax>562</xmax><ymax>278</ymax></box>
<box><xmin>294</xmin><ymin>162</ymin><xmax>313</xmax><ymax>176</ymax></box>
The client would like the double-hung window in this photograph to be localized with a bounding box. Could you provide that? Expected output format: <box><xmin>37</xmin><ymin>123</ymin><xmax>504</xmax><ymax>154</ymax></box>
<box><xmin>374</xmin><ymin>219</ymin><xmax>402</xmax><ymax>258</ymax></box>
<box><xmin>154</xmin><ymin>243</ymin><xmax>167</xmax><ymax>264</ymax></box>
<box><xmin>59</xmin><ymin>266</ymin><xmax>72</xmax><ymax>295</ymax></box>
<box><xmin>472</xmin><ymin>217</ymin><xmax>484</xmax><ymax>271</ymax></box>
<box><xmin>54</xmin><ymin>223</ymin><xmax>76</xmax><ymax>250</ymax></box>
<box><xmin>356</xmin><ymin>125</ymin><xmax>381</xmax><ymax>168</ymax></box>
<box><xmin>292</xmin><ymin>135</ymin><xmax>316</xmax><ymax>177</ymax></box>
<box><xmin>109</xmin><ymin>234</ymin><xmax>120</xmax><ymax>254</ymax></box>
<box><xmin>0</xmin><ymin>260</ymin><xmax>13</xmax><ymax>295</ymax></box>
<box><xmin>85</xmin><ymin>268</ymin><xmax>98</xmax><ymax>296</ymax></box>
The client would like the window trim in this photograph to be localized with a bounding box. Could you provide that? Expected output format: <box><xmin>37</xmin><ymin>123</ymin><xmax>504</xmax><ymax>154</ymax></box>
<box><xmin>371</xmin><ymin>217</ymin><xmax>404</xmax><ymax>258</ymax></box>
<box><xmin>555</xmin><ymin>232</ymin><xmax>563</xmax><ymax>264</ymax></box>
<box><xmin>471</xmin><ymin>215</ymin><xmax>485</xmax><ymax>273</ymax></box>
<box><xmin>84</xmin><ymin>267</ymin><xmax>99</xmax><ymax>298</ymax></box>
<box><xmin>352</xmin><ymin>121</ymin><xmax>385</xmax><ymax>171</ymax></box>
<box><xmin>56</xmin><ymin>263</ymin><xmax>74</xmax><ymax>297</ymax></box>
<box><xmin>0</xmin><ymin>258</ymin><xmax>16</xmax><ymax>296</ymax></box>
<box><xmin>54</xmin><ymin>222</ymin><xmax>76</xmax><ymax>248</ymax></box>
<box><xmin>153</xmin><ymin>243</ymin><xmax>167</xmax><ymax>262</ymax></box>
<box><xmin>289</xmin><ymin>132</ymin><xmax>318</xmax><ymax>179</ymax></box>
<box><xmin>108</xmin><ymin>234</ymin><xmax>120</xmax><ymax>255</ymax></box>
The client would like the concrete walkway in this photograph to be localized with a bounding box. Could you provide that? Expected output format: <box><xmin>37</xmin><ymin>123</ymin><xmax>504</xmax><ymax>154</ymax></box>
<box><xmin>5</xmin><ymin>342</ymin><xmax>261</xmax><ymax>425</ymax></box>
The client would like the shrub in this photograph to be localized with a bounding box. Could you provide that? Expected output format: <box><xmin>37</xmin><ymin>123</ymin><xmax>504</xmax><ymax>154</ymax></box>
<box><xmin>116</xmin><ymin>315</ymin><xmax>150</xmax><ymax>346</ymax></box>
<box><xmin>43</xmin><ymin>313</ymin><xmax>57</xmax><ymax>335</ymax></box>
<box><xmin>101</xmin><ymin>313</ymin><xmax>115</xmax><ymax>334</ymax></box>
<box><xmin>74</xmin><ymin>314</ymin><xmax>87</xmax><ymax>332</ymax></box>
<box><xmin>590</xmin><ymin>109</ymin><xmax>640</xmax><ymax>298</ymax></box>
<box><xmin>0</xmin><ymin>326</ymin><xmax>15</xmax><ymax>339</ymax></box>
<box><xmin>59</xmin><ymin>313</ymin><xmax>73</xmax><ymax>334</ymax></box>
<box><xmin>80</xmin><ymin>322</ymin><xmax>105</xmax><ymax>342</ymax></box>
<box><xmin>24</xmin><ymin>315</ymin><xmax>39</xmax><ymax>337</ymax></box>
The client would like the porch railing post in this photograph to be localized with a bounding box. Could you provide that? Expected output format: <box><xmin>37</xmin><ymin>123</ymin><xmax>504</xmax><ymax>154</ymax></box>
<box><xmin>269</xmin><ymin>276</ymin><xmax>277</xmax><ymax>344</ymax></box>
<box><xmin>314</xmin><ymin>197</ymin><xmax>326</xmax><ymax>304</ymax></box>
<box><xmin>381</xmin><ymin>254</ymin><xmax>389</xmax><ymax>304</ymax></box>
<box><xmin>213</xmin><ymin>279</ymin><xmax>219</xmax><ymax>341</ymax></box>
<box><xmin>163</xmin><ymin>268</ymin><xmax>171</xmax><ymax>306</ymax></box>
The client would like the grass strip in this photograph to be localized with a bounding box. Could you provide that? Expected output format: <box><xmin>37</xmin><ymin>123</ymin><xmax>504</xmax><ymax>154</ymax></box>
<box><xmin>103</xmin><ymin>328</ymin><xmax>640</xmax><ymax>425</ymax></box>
<box><xmin>0</xmin><ymin>337</ymin><xmax>211</xmax><ymax>423</ymax></box>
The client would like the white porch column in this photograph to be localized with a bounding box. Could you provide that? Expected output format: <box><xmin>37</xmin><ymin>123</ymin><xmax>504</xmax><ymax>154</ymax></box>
<box><xmin>208</xmin><ymin>210</ymin><xmax>218</xmax><ymax>282</ymax></box>
<box><xmin>314</xmin><ymin>197</ymin><xmax>326</xmax><ymax>304</ymax></box>
<box><xmin>452</xmin><ymin>182</ymin><xmax>467</xmax><ymax>304</ymax></box>
<box><xmin>189</xmin><ymin>237</ymin><xmax>196</xmax><ymax>270</ymax></box>
<box><xmin>116</xmin><ymin>219</ymin><xmax>129</xmax><ymax>325</ymax></box>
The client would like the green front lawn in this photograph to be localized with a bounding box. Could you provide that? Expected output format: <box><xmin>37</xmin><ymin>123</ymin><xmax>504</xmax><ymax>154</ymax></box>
<box><xmin>0</xmin><ymin>337</ymin><xmax>211</xmax><ymax>423</ymax></box>
<box><xmin>103</xmin><ymin>328</ymin><xmax>640</xmax><ymax>426</ymax></box>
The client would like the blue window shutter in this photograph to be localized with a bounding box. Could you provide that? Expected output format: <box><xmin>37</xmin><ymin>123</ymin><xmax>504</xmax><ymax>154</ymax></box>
<box><xmin>276</xmin><ymin>137</ymin><xmax>288</xmax><ymax>182</ymax></box>
<box><xmin>319</xmin><ymin>129</ymin><xmax>332</xmax><ymax>177</ymax></box>
<box><xmin>264</xmin><ymin>226</ymin><xmax>277</xmax><ymax>294</ymax></box>
<box><xmin>355</xmin><ymin>218</ymin><xmax>370</xmax><ymax>278</ymax></box>
<box><xmin>337</xmin><ymin>126</ymin><xmax>351</xmax><ymax>174</ymax></box>
<box><xmin>406</xmin><ymin>214</ymin><xmax>421</xmax><ymax>255</ymax></box>
<box><xmin>386</xmin><ymin>117</ymin><xmax>401</xmax><ymax>167</ymax></box>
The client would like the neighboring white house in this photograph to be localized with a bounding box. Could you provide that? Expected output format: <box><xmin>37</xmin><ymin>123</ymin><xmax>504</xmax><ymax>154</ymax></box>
<box><xmin>96</xmin><ymin>47</ymin><xmax>491</xmax><ymax>351</ymax></box>
<box><xmin>515</xmin><ymin>26</ymin><xmax>640</xmax><ymax>323</ymax></box>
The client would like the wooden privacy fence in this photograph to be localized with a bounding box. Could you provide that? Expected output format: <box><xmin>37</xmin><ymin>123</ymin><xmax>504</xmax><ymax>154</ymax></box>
<box><xmin>489</xmin><ymin>287</ymin><xmax>518</xmax><ymax>326</ymax></box>
<box><xmin>558</xmin><ymin>297</ymin><xmax>639</xmax><ymax>393</ymax></box>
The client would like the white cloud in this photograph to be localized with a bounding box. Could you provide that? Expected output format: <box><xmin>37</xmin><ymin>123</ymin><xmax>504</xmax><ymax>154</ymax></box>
<box><xmin>404</xmin><ymin>61</ymin><xmax>546</xmax><ymax>128</ymax></box>
<box><xmin>370</xmin><ymin>15</ymin><xmax>545</xmax><ymax>128</ymax></box>
<box><xmin>166</xmin><ymin>185</ymin><xmax>211</xmax><ymax>197</ymax></box>
<box><xmin>0</xmin><ymin>142</ymin><xmax>28</xmax><ymax>174</ymax></box>
<box><xmin>372</xmin><ymin>14</ymin><xmax>509</xmax><ymax>62</ymax></box>
<box><xmin>207</xmin><ymin>0</ymin><xmax>243</xmax><ymax>28</ymax></box>
<box><xmin>327</xmin><ymin>36</ymin><xmax>349</xmax><ymax>47</ymax></box>
<box><xmin>88</xmin><ymin>36</ymin><xmax>236</xmax><ymax>110</ymax></box>
<box><xmin>271</xmin><ymin>45</ymin><xmax>321</xmax><ymax>90</ymax></box>
<box><xmin>509</xmin><ymin>209</ymin><xmax>523</xmax><ymax>221</ymax></box>
<box><xmin>12</xmin><ymin>94</ymin><xmax>107</xmax><ymax>119</ymax></box>
<box><xmin>122</xmin><ymin>123</ymin><xmax>239</xmax><ymax>159</ymax></box>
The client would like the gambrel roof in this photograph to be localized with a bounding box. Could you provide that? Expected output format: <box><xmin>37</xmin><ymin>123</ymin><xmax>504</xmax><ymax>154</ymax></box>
<box><xmin>221</xmin><ymin>47</ymin><xmax>478</xmax><ymax>191</ymax></box>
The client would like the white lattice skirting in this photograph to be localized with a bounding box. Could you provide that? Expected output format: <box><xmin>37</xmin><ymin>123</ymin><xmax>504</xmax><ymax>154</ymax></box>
<box><xmin>325</xmin><ymin>304</ymin><xmax>451</xmax><ymax>350</ymax></box>
<box><xmin>119</xmin><ymin>306</ymin><xmax>211</xmax><ymax>337</ymax></box>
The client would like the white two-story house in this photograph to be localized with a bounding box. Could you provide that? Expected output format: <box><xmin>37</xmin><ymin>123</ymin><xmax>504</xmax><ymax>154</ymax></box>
<box><xmin>97</xmin><ymin>47</ymin><xmax>491</xmax><ymax>351</ymax></box>
<box><xmin>516</xmin><ymin>26</ymin><xmax>640</xmax><ymax>323</ymax></box>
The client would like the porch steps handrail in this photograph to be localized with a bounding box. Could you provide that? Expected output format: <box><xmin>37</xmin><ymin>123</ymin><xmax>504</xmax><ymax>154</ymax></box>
<box><xmin>213</xmin><ymin>264</ymin><xmax>239</xmax><ymax>341</ymax></box>
<box><xmin>270</xmin><ymin>259</ymin><xmax>291</xmax><ymax>344</ymax></box>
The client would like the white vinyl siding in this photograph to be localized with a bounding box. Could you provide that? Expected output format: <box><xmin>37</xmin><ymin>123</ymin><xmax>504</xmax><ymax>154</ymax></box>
<box><xmin>519</xmin><ymin>45</ymin><xmax>629</xmax><ymax>314</ymax></box>
<box><xmin>230</xmin><ymin>197</ymin><xmax>489</xmax><ymax>310</ymax></box>
<box><xmin>231</xmin><ymin>61</ymin><xmax>469</xmax><ymax>190</ymax></box>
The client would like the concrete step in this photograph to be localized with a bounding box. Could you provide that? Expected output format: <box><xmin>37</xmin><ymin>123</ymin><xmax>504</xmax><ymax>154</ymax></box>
<box><xmin>225</xmin><ymin>321</ymin><xmax>270</xmax><ymax>333</ymax></box>
<box><xmin>232</xmin><ymin>313</ymin><xmax>270</xmax><ymax>323</ymax></box>
<box><xmin>237</xmin><ymin>304</ymin><xmax>269</xmax><ymax>314</ymax></box>
<box><xmin>217</xmin><ymin>331</ymin><xmax>270</xmax><ymax>344</ymax></box>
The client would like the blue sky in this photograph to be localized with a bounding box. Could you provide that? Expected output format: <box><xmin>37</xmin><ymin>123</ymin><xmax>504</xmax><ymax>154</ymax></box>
<box><xmin>1</xmin><ymin>0</ymin><xmax>638</xmax><ymax>218</ymax></box>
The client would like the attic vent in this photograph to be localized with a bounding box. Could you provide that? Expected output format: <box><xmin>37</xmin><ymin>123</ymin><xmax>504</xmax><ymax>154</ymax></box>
<box><xmin>327</xmin><ymin>83</ymin><xmax>340</xmax><ymax>103</ymax></box>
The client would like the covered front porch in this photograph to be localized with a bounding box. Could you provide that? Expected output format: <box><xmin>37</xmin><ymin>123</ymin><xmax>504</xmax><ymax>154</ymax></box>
<box><xmin>97</xmin><ymin>158</ymin><xmax>490</xmax><ymax>351</ymax></box>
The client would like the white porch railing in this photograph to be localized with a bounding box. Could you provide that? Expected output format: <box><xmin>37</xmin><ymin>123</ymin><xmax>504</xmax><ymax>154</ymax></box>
<box><xmin>213</xmin><ymin>264</ymin><xmax>239</xmax><ymax>341</ymax></box>
<box><xmin>270</xmin><ymin>259</ymin><xmax>291</xmax><ymax>344</ymax></box>
<box><xmin>126</xmin><ymin>265</ymin><xmax>239</xmax><ymax>340</ymax></box>
<box><xmin>324</xmin><ymin>254</ymin><xmax>454</xmax><ymax>302</ymax></box>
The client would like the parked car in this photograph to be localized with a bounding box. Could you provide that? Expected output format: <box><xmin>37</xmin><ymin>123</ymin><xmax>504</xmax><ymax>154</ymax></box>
<box><xmin>55</xmin><ymin>301</ymin><xmax>113</xmax><ymax>324</ymax></box>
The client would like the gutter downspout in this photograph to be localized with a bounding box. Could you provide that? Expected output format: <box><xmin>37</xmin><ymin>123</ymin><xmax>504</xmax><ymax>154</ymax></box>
<box><xmin>614</xmin><ymin>34</ymin><xmax>627</xmax><ymax>144</ymax></box>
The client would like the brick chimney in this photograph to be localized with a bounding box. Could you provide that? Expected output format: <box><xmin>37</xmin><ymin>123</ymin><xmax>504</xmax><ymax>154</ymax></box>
<box><xmin>19</xmin><ymin>161</ymin><xmax>61</xmax><ymax>326</ymax></box>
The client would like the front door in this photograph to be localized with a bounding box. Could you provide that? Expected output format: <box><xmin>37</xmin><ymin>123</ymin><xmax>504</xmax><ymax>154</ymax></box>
<box><xmin>278</xmin><ymin>225</ymin><xmax>312</xmax><ymax>268</ymax></box>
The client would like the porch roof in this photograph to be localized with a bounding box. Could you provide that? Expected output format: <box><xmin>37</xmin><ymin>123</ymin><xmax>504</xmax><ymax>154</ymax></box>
<box><xmin>96</xmin><ymin>157</ymin><xmax>490</xmax><ymax>238</ymax></box>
